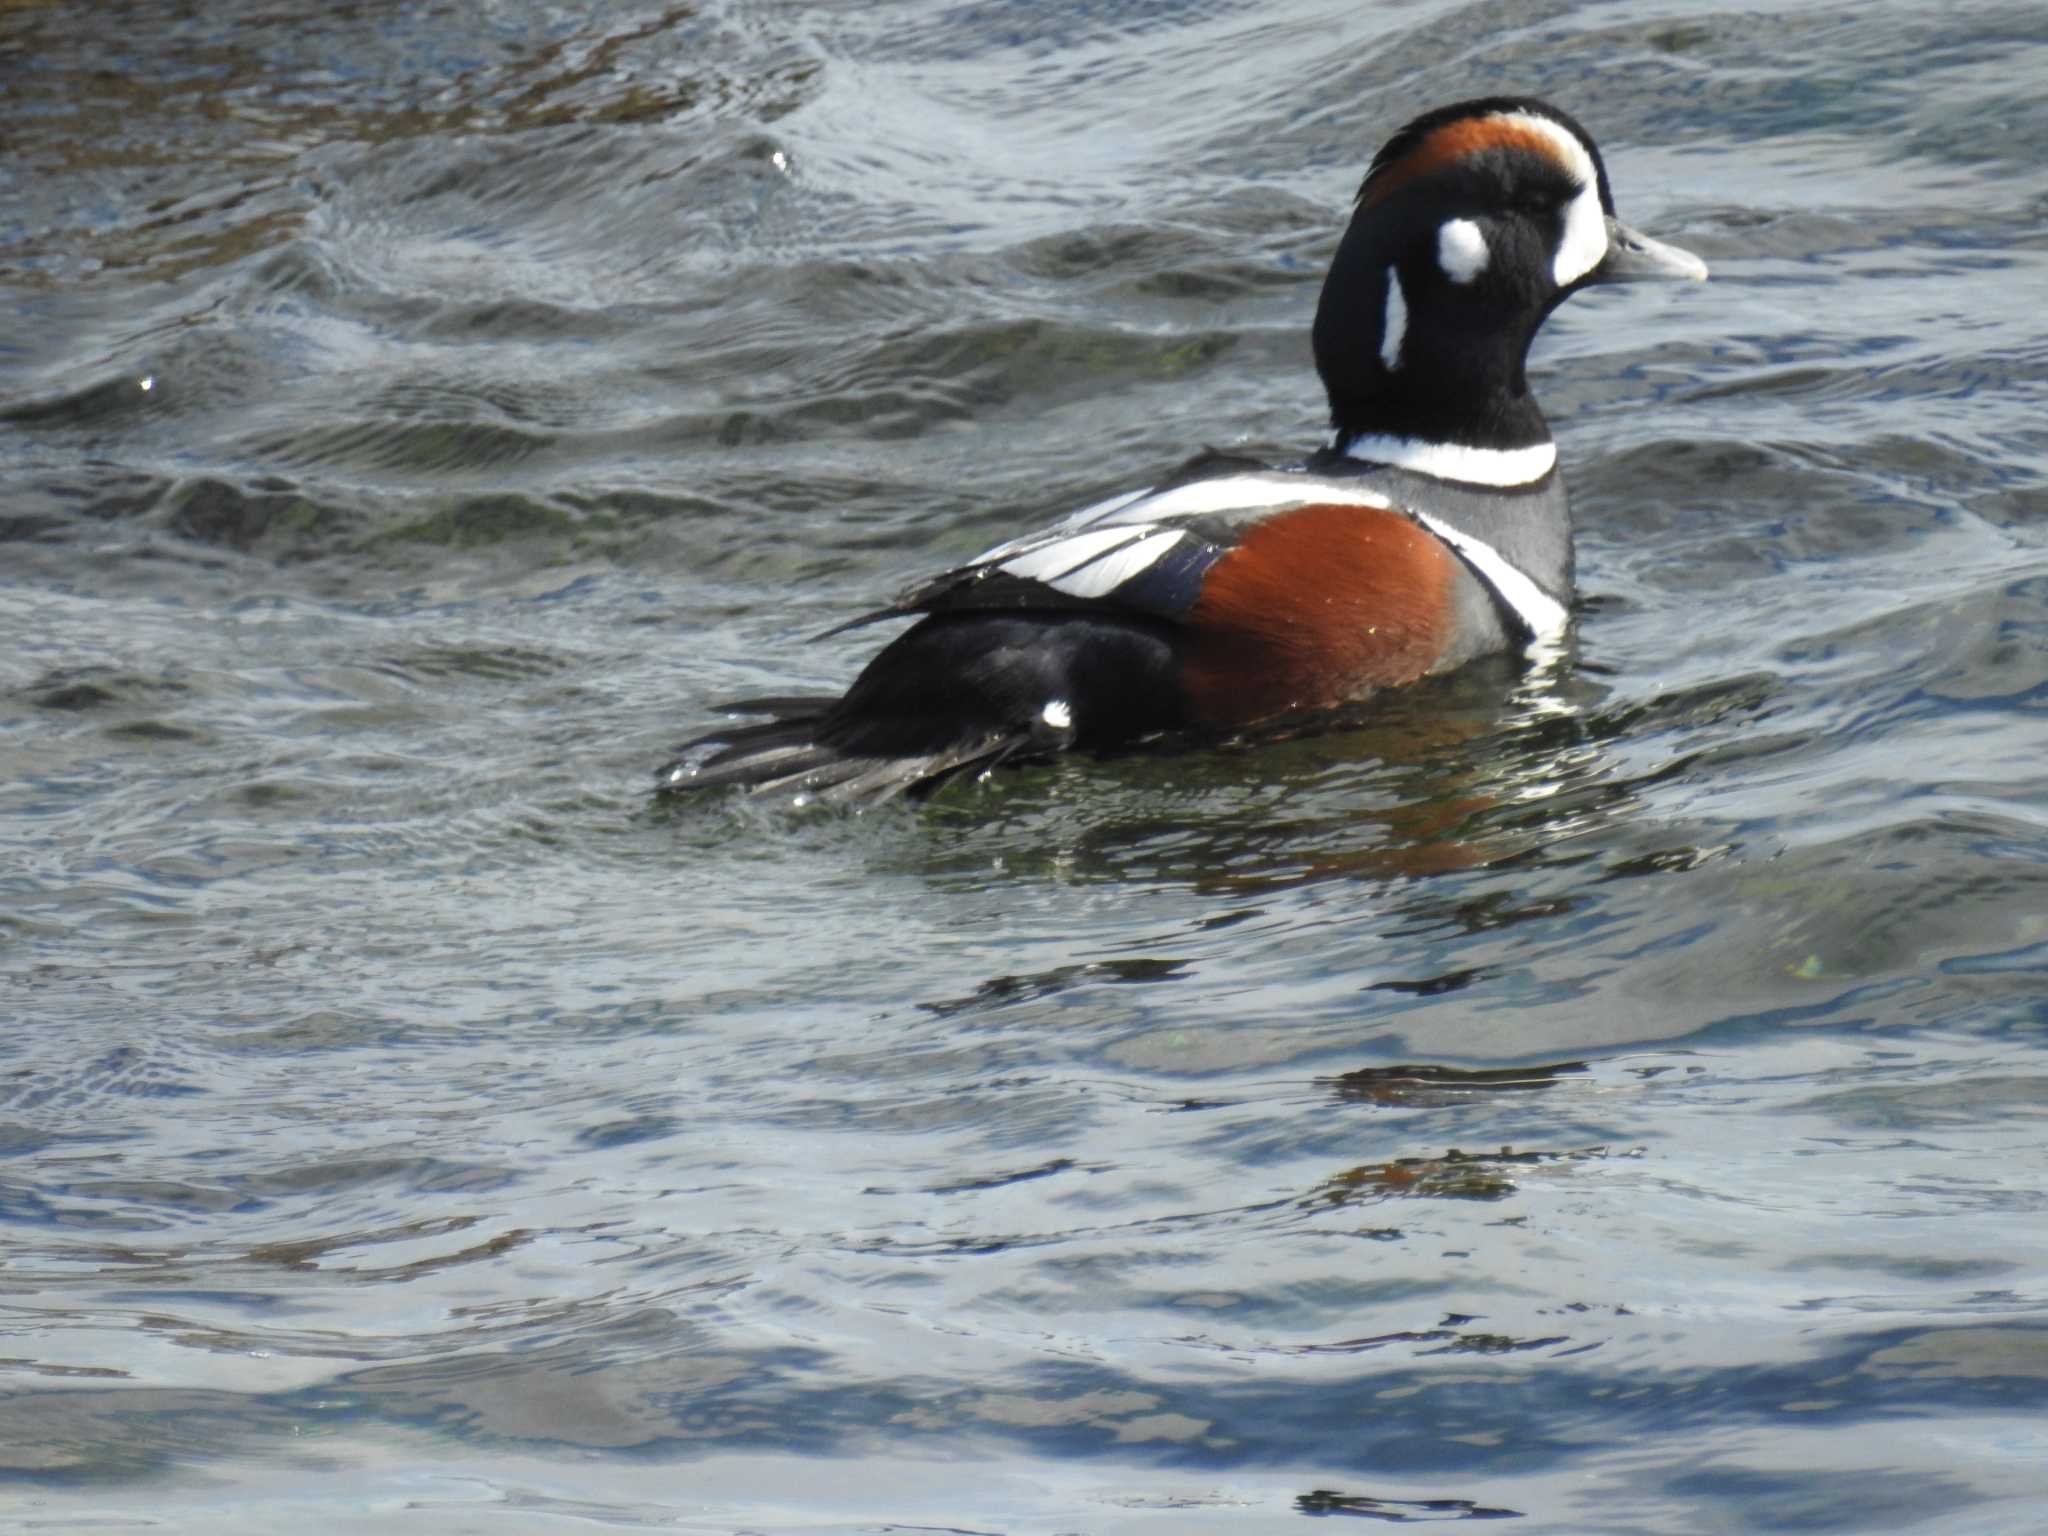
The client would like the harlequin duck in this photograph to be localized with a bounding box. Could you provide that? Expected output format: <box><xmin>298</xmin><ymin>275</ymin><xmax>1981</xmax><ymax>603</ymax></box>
<box><xmin>665</xmin><ymin>96</ymin><xmax>1706</xmax><ymax>803</ymax></box>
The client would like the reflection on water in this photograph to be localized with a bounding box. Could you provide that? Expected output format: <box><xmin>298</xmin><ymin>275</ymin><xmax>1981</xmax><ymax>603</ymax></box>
<box><xmin>5</xmin><ymin>0</ymin><xmax>2048</xmax><ymax>1530</ymax></box>
<box><xmin>1322</xmin><ymin>1059</ymin><xmax>1590</xmax><ymax>1107</ymax></box>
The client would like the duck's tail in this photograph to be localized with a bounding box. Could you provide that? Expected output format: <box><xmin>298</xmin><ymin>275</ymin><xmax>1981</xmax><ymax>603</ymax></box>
<box><xmin>661</xmin><ymin>612</ymin><xmax>1184</xmax><ymax>806</ymax></box>
<box><xmin>658</xmin><ymin>695</ymin><xmax>1033</xmax><ymax>806</ymax></box>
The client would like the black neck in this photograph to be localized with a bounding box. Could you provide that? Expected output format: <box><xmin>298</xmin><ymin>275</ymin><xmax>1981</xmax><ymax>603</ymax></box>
<box><xmin>1311</xmin><ymin>222</ymin><xmax>1556</xmax><ymax>455</ymax></box>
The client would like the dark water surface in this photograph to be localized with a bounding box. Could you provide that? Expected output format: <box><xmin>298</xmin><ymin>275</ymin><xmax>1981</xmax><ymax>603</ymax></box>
<box><xmin>5</xmin><ymin>0</ymin><xmax>2048</xmax><ymax>1530</ymax></box>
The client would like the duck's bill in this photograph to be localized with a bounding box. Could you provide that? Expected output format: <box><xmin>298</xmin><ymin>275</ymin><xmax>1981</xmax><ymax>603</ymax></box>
<box><xmin>1595</xmin><ymin>216</ymin><xmax>1709</xmax><ymax>282</ymax></box>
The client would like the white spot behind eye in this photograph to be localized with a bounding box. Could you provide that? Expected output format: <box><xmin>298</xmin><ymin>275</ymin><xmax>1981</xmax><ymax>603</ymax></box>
<box><xmin>1379</xmin><ymin>267</ymin><xmax>1407</xmax><ymax>370</ymax></box>
<box><xmin>1040</xmin><ymin>700</ymin><xmax>1073</xmax><ymax>730</ymax></box>
<box><xmin>1437</xmin><ymin>219</ymin><xmax>1489</xmax><ymax>284</ymax></box>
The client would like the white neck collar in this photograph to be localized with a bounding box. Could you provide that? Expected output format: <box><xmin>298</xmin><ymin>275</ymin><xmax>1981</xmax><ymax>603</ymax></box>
<box><xmin>1335</xmin><ymin>433</ymin><xmax>1557</xmax><ymax>489</ymax></box>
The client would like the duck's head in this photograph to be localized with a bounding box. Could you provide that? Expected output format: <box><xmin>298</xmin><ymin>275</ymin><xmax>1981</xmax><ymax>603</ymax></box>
<box><xmin>1313</xmin><ymin>96</ymin><xmax>1706</xmax><ymax>481</ymax></box>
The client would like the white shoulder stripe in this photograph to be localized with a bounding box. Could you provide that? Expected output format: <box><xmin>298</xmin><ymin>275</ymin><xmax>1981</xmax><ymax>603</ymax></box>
<box><xmin>1408</xmin><ymin>509</ymin><xmax>1570</xmax><ymax>641</ymax></box>
<box><xmin>1338</xmin><ymin>435</ymin><xmax>1557</xmax><ymax>488</ymax></box>
<box><xmin>1049</xmin><ymin>527</ymin><xmax>1184</xmax><ymax>598</ymax></box>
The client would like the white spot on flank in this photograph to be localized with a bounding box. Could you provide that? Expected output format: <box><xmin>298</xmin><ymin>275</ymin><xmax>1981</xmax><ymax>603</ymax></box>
<box><xmin>1379</xmin><ymin>267</ymin><xmax>1407</xmax><ymax>371</ymax></box>
<box><xmin>1040</xmin><ymin>700</ymin><xmax>1073</xmax><ymax>730</ymax></box>
<box><xmin>1437</xmin><ymin>218</ymin><xmax>1489</xmax><ymax>284</ymax></box>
